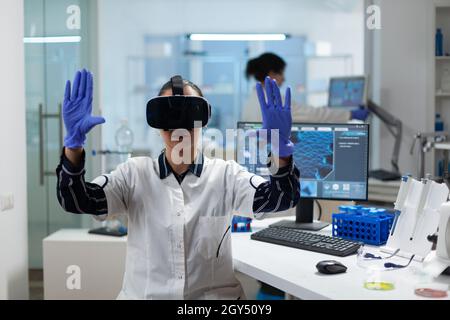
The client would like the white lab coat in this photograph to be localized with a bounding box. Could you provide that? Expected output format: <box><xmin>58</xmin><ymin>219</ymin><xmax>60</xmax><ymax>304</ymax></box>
<box><xmin>92</xmin><ymin>154</ymin><xmax>266</xmax><ymax>300</ymax></box>
<box><xmin>241</xmin><ymin>89</ymin><xmax>351</xmax><ymax>123</ymax></box>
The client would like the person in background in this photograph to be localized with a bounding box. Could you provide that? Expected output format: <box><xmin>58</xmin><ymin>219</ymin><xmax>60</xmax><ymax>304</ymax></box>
<box><xmin>241</xmin><ymin>52</ymin><xmax>369</xmax><ymax>123</ymax></box>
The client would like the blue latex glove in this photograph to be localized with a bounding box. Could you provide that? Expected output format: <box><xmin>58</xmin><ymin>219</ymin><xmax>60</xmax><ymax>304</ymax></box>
<box><xmin>63</xmin><ymin>69</ymin><xmax>105</xmax><ymax>148</ymax></box>
<box><xmin>256</xmin><ymin>77</ymin><xmax>294</xmax><ymax>157</ymax></box>
<box><xmin>351</xmin><ymin>106</ymin><xmax>370</xmax><ymax>121</ymax></box>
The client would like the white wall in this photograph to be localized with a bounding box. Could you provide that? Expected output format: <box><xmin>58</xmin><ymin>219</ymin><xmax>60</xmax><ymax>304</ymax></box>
<box><xmin>97</xmin><ymin>0</ymin><xmax>364</xmax><ymax>149</ymax></box>
<box><xmin>0</xmin><ymin>0</ymin><xmax>29</xmax><ymax>300</ymax></box>
<box><xmin>370</xmin><ymin>0</ymin><xmax>437</xmax><ymax>175</ymax></box>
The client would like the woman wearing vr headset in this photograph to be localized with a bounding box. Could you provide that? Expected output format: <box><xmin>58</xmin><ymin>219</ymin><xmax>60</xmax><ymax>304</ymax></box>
<box><xmin>56</xmin><ymin>69</ymin><xmax>300</xmax><ymax>300</ymax></box>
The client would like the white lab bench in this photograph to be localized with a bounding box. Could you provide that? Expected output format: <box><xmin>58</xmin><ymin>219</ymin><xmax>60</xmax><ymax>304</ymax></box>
<box><xmin>43</xmin><ymin>216</ymin><xmax>450</xmax><ymax>300</ymax></box>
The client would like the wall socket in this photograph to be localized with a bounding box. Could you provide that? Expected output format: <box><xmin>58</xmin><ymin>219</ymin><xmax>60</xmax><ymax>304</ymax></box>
<box><xmin>0</xmin><ymin>194</ymin><xmax>14</xmax><ymax>212</ymax></box>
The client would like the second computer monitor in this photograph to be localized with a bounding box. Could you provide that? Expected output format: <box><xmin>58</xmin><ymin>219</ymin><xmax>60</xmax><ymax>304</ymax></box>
<box><xmin>237</xmin><ymin>122</ymin><xmax>370</xmax><ymax>201</ymax></box>
<box><xmin>328</xmin><ymin>76</ymin><xmax>367</xmax><ymax>108</ymax></box>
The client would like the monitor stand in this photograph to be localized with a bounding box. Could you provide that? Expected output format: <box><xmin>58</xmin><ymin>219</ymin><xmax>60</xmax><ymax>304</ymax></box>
<box><xmin>269</xmin><ymin>198</ymin><xmax>330</xmax><ymax>231</ymax></box>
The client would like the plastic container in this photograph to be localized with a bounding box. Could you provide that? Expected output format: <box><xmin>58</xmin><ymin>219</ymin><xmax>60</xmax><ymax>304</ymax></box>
<box><xmin>436</xmin><ymin>114</ymin><xmax>444</xmax><ymax>132</ymax></box>
<box><xmin>115</xmin><ymin>119</ymin><xmax>134</xmax><ymax>152</ymax></box>
<box><xmin>438</xmin><ymin>159</ymin><xmax>450</xmax><ymax>177</ymax></box>
<box><xmin>332</xmin><ymin>206</ymin><xmax>395</xmax><ymax>245</ymax></box>
<box><xmin>364</xmin><ymin>266</ymin><xmax>396</xmax><ymax>291</ymax></box>
<box><xmin>115</xmin><ymin>119</ymin><xmax>134</xmax><ymax>163</ymax></box>
<box><xmin>436</xmin><ymin>28</ymin><xmax>444</xmax><ymax>57</ymax></box>
<box><xmin>411</xmin><ymin>267</ymin><xmax>449</xmax><ymax>298</ymax></box>
<box><xmin>441</xmin><ymin>64</ymin><xmax>450</xmax><ymax>92</ymax></box>
<box><xmin>231</xmin><ymin>216</ymin><xmax>252</xmax><ymax>233</ymax></box>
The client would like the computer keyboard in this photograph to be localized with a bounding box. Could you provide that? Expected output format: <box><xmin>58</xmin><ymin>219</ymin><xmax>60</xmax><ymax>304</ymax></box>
<box><xmin>88</xmin><ymin>227</ymin><xmax>127</xmax><ymax>237</ymax></box>
<box><xmin>251</xmin><ymin>227</ymin><xmax>361</xmax><ymax>257</ymax></box>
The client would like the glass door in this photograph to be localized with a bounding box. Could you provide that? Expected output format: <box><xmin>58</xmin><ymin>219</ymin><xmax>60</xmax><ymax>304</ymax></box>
<box><xmin>24</xmin><ymin>0</ymin><xmax>96</xmax><ymax>268</ymax></box>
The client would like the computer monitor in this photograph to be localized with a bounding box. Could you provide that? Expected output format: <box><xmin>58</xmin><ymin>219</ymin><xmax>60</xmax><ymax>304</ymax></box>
<box><xmin>328</xmin><ymin>76</ymin><xmax>368</xmax><ymax>108</ymax></box>
<box><xmin>237</xmin><ymin>122</ymin><xmax>370</xmax><ymax>231</ymax></box>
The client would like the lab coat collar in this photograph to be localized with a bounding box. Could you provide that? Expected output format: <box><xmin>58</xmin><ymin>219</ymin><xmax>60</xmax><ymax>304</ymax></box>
<box><xmin>158</xmin><ymin>150</ymin><xmax>204</xmax><ymax>179</ymax></box>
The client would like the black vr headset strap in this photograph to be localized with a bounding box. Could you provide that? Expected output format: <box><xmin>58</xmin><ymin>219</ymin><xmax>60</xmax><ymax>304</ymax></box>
<box><xmin>170</xmin><ymin>75</ymin><xmax>184</xmax><ymax>96</ymax></box>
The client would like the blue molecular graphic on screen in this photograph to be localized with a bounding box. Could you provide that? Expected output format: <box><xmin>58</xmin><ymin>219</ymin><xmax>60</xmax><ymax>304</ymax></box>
<box><xmin>293</xmin><ymin>131</ymin><xmax>334</xmax><ymax>180</ymax></box>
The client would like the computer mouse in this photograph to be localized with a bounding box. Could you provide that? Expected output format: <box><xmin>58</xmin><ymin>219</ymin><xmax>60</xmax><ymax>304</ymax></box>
<box><xmin>316</xmin><ymin>260</ymin><xmax>347</xmax><ymax>275</ymax></box>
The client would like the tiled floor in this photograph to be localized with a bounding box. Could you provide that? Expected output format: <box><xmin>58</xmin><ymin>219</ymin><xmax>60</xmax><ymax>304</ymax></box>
<box><xmin>29</xmin><ymin>269</ymin><xmax>43</xmax><ymax>300</ymax></box>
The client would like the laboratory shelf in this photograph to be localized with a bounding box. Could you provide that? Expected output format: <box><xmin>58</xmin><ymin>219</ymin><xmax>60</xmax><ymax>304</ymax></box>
<box><xmin>434</xmin><ymin>142</ymin><xmax>450</xmax><ymax>150</ymax></box>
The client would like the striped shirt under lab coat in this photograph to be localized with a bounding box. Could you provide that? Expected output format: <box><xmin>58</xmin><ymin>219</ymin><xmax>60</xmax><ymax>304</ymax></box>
<box><xmin>56</xmin><ymin>150</ymin><xmax>300</xmax><ymax>218</ymax></box>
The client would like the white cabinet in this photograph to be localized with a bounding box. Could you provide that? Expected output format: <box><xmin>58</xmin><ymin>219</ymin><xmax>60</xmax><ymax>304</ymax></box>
<box><xmin>43</xmin><ymin>229</ymin><xmax>126</xmax><ymax>300</ymax></box>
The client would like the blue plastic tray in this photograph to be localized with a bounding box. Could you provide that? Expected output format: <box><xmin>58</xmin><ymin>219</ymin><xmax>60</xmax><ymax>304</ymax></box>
<box><xmin>332</xmin><ymin>206</ymin><xmax>394</xmax><ymax>246</ymax></box>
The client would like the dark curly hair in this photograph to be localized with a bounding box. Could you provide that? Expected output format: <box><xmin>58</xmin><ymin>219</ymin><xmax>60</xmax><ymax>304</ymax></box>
<box><xmin>246</xmin><ymin>52</ymin><xmax>286</xmax><ymax>82</ymax></box>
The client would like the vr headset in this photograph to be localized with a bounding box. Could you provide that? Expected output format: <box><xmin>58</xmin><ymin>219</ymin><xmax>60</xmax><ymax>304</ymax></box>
<box><xmin>146</xmin><ymin>75</ymin><xmax>211</xmax><ymax>130</ymax></box>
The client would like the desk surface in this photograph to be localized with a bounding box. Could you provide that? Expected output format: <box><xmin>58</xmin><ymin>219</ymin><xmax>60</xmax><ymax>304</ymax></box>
<box><xmin>46</xmin><ymin>218</ymin><xmax>450</xmax><ymax>300</ymax></box>
<box><xmin>232</xmin><ymin>216</ymin><xmax>450</xmax><ymax>300</ymax></box>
